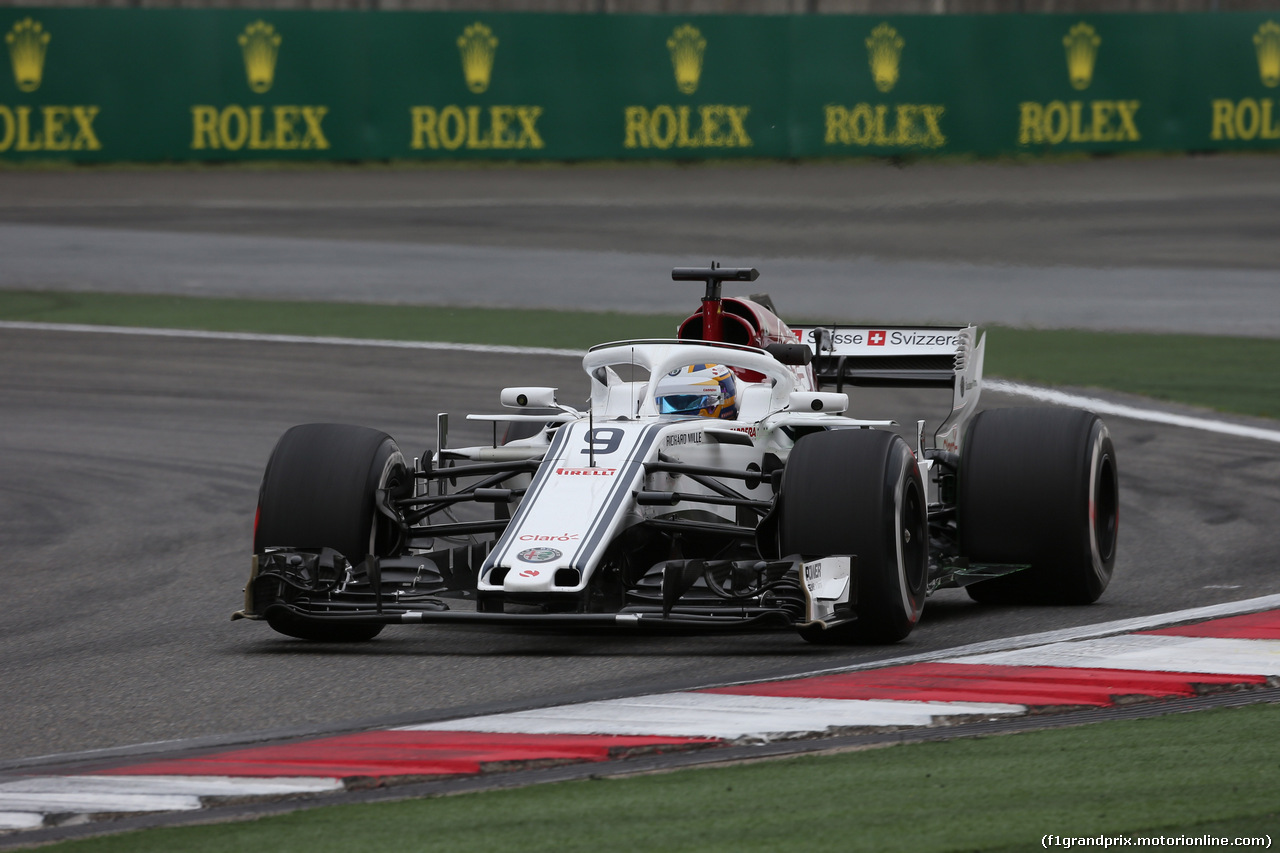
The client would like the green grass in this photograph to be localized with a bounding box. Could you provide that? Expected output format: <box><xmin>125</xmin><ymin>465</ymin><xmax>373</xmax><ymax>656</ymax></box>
<box><xmin>0</xmin><ymin>290</ymin><xmax>682</xmax><ymax>351</ymax></box>
<box><xmin>2</xmin><ymin>290</ymin><xmax>1277</xmax><ymax>419</ymax></box>
<box><xmin>984</xmin><ymin>327</ymin><xmax>1280</xmax><ymax>421</ymax></box>
<box><xmin>46</xmin><ymin>703</ymin><xmax>1280</xmax><ymax>853</ymax></box>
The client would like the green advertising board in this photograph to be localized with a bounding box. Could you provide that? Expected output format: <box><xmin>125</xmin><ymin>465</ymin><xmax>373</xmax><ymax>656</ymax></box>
<box><xmin>1</xmin><ymin>8</ymin><xmax>1278</xmax><ymax>162</ymax></box>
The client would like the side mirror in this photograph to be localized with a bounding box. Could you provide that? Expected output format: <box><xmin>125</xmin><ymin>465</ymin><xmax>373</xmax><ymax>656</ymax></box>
<box><xmin>787</xmin><ymin>391</ymin><xmax>848</xmax><ymax>414</ymax></box>
<box><xmin>765</xmin><ymin>343</ymin><xmax>813</xmax><ymax>366</ymax></box>
<box><xmin>501</xmin><ymin>387</ymin><xmax>559</xmax><ymax>409</ymax></box>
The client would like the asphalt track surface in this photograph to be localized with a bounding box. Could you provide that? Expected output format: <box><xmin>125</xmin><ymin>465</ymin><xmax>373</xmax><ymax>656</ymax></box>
<box><xmin>1</xmin><ymin>157</ymin><xmax>1279</xmax><ymax>335</ymax></box>
<box><xmin>1</xmin><ymin>158</ymin><xmax>1279</xmax><ymax>768</ymax></box>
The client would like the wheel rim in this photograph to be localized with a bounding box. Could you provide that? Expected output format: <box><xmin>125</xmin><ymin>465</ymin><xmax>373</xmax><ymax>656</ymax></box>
<box><xmin>369</xmin><ymin>449</ymin><xmax>408</xmax><ymax>557</ymax></box>
<box><xmin>892</xmin><ymin>467</ymin><xmax>928</xmax><ymax>620</ymax></box>
<box><xmin>901</xmin><ymin>477</ymin><xmax>927</xmax><ymax>595</ymax></box>
<box><xmin>1091</xmin><ymin>449</ymin><xmax>1118</xmax><ymax>564</ymax></box>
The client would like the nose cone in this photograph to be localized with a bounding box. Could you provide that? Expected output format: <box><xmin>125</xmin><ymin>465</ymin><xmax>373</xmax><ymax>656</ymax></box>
<box><xmin>503</xmin><ymin>547</ymin><xmax>565</xmax><ymax>591</ymax></box>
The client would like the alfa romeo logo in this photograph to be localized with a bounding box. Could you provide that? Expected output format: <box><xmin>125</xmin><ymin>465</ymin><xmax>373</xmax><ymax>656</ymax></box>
<box><xmin>517</xmin><ymin>547</ymin><xmax>561</xmax><ymax>563</ymax></box>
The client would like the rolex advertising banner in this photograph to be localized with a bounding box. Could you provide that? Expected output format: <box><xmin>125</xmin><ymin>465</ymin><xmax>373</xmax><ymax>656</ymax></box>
<box><xmin>791</xmin><ymin>14</ymin><xmax>1183</xmax><ymax>157</ymax></box>
<box><xmin>2</xmin><ymin>9</ymin><xmax>1279</xmax><ymax>163</ymax></box>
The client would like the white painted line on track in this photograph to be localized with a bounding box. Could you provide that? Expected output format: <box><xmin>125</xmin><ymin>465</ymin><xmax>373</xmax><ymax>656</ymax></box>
<box><xmin>708</xmin><ymin>594</ymin><xmax>1280</xmax><ymax>687</ymax></box>
<box><xmin>0</xmin><ymin>791</ymin><xmax>201</xmax><ymax>814</ymax></box>
<box><xmin>402</xmin><ymin>693</ymin><xmax>1024</xmax><ymax>740</ymax></box>
<box><xmin>7</xmin><ymin>321</ymin><xmax>1277</xmax><ymax>444</ymax></box>
<box><xmin>0</xmin><ymin>776</ymin><xmax>343</xmax><ymax>797</ymax></box>
<box><xmin>0</xmin><ymin>776</ymin><xmax>346</xmax><ymax>830</ymax></box>
<box><xmin>400</xmin><ymin>602</ymin><xmax>1280</xmax><ymax>741</ymax></box>
<box><xmin>950</xmin><ymin>635</ymin><xmax>1280</xmax><ymax>676</ymax></box>
<box><xmin>0</xmin><ymin>321</ymin><xmax>584</xmax><ymax>358</ymax></box>
<box><xmin>986</xmin><ymin>379</ymin><xmax>1280</xmax><ymax>444</ymax></box>
<box><xmin>0</xmin><ymin>811</ymin><xmax>44</xmax><ymax>831</ymax></box>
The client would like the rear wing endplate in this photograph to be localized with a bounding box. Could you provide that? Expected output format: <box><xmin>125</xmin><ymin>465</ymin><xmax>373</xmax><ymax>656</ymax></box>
<box><xmin>792</xmin><ymin>325</ymin><xmax>985</xmax><ymax>454</ymax></box>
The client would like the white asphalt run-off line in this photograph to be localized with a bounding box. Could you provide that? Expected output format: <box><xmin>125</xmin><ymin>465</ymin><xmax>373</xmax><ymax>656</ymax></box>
<box><xmin>402</xmin><ymin>694</ymin><xmax>1027</xmax><ymax>740</ymax></box>
<box><xmin>985</xmin><ymin>379</ymin><xmax>1280</xmax><ymax>445</ymax></box>
<box><xmin>0</xmin><ymin>776</ymin><xmax>345</xmax><ymax>797</ymax></box>
<box><xmin>4</xmin><ymin>321</ymin><xmax>1280</xmax><ymax>445</ymax></box>
<box><xmin>0</xmin><ymin>776</ymin><xmax>346</xmax><ymax>832</ymax></box>
<box><xmin>0</xmin><ymin>812</ymin><xmax>45</xmax><ymax>831</ymax></box>
<box><xmin>950</xmin><ymin>635</ymin><xmax>1280</xmax><ymax>676</ymax></box>
<box><xmin>734</xmin><ymin>592</ymin><xmax>1280</xmax><ymax>685</ymax></box>
<box><xmin>0</xmin><ymin>321</ymin><xmax>585</xmax><ymax>358</ymax></box>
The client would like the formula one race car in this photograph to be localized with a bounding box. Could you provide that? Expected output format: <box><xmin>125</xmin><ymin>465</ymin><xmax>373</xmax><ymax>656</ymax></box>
<box><xmin>234</xmin><ymin>265</ymin><xmax>1119</xmax><ymax>644</ymax></box>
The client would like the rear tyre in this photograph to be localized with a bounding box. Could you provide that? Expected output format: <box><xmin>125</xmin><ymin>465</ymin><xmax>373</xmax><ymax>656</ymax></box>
<box><xmin>778</xmin><ymin>429</ymin><xmax>928</xmax><ymax>644</ymax></box>
<box><xmin>255</xmin><ymin>423</ymin><xmax>410</xmax><ymax>641</ymax></box>
<box><xmin>960</xmin><ymin>408</ymin><xmax>1118</xmax><ymax>605</ymax></box>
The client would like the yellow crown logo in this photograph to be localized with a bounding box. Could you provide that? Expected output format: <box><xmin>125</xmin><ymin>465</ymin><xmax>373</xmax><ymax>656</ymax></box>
<box><xmin>865</xmin><ymin>23</ymin><xmax>904</xmax><ymax>94</ymax></box>
<box><xmin>1063</xmin><ymin>22</ymin><xmax>1101</xmax><ymax>91</ymax></box>
<box><xmin>238</xmin><ymin>20</ymin><xmax>281</xmax><ymax>94</ymax></box>
<box><xmin>667</xmin><ymin>24</ymin><xmax>706</xmax><ymax>95</ymax></box>
<box><xmin>1254</xmin><ymin>21</ymin><xmax>1280</xmax><ymax>88</ymax></box>
<box><xmin>6</xmin><ymin>17</ymin><xmax>50</xmax><ymax>93</ymax></box>
<box><xmin>458</xmin><ymin>23</ymin><xmax>498</xmax><ymax>94</ymax></box>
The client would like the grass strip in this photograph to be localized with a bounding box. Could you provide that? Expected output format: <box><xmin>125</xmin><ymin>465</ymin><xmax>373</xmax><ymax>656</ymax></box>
<box><xmin>46</xmin><ymin>703</ymin><xmax>1280</xmax><ymax>853</ymax></box>
<box><xmin>985</xmin><ymin>327</ymin><xmax>1280</xmax><ymax>421</ymax></box>
<box><xmin>0</xmin><ymin>290</ymin><xmax>681</xmax><ymax>351</ymax></box>
<box><xmin>1</xmin><ymin>290</ymin><xmax>1276</xmax><ymax>419</ymax></box>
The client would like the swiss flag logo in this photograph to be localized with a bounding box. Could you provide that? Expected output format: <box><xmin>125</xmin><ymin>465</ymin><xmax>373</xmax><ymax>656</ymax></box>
<box><xmin>868</xmin><ymin>330</ymin><xmax>887</xmax><ymax>346</ymax></box>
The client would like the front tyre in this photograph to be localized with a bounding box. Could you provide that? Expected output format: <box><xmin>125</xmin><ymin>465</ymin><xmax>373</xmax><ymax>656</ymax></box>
<box><xmin>959</xmin><ymin>408</ymin><xmax>1119</xmax><ymax>605</ymax></box>
<box><xmin>778</xmin><ymin>429</ymin><xmax>928</xmax><ymax>644</ymax></box>
<box><xmin>254</xmin><ymin>423</ymin><xmax>410</xmax><ymax>641</ymax></box>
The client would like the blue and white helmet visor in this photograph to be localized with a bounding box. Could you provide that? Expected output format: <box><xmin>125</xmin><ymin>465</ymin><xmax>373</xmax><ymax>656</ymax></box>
<box><xmin>658</xmin><ymin>393</ymin><xmax>723</xmax><ymax>415</ymax></box>
<box><xmin>654</xmin><ymin>363</ymin><xmax>738</xmax><ymax>419</ymax></box>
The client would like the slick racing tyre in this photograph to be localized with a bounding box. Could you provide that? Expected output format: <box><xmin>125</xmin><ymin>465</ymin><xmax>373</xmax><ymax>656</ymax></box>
<box><xmin>254</xmin><ymin>423</ymin><xmax>410</xmax><ymax>641</ymax></box>
<box><xmin>778</xmin><ymin>429</ymin><xmax>928</xmax><ymax>644</ymax></box>
<box><xmin>959</xmin><ymin>407</ymin><xmax>1119</xmax><ymax>605</ymax></box>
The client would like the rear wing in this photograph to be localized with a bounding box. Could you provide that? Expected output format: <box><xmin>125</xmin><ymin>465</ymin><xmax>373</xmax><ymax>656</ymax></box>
<box><xmin>792</xmin><ymin>325</ymin><xmax>985</xmax><ymax>454</ymax></box>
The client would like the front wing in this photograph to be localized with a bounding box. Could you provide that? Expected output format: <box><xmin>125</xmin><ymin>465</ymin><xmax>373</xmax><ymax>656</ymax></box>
<box><xmin>234</xmin><ymin>548</ymin><xmax>858</xmax><ymax>632</ymax></box>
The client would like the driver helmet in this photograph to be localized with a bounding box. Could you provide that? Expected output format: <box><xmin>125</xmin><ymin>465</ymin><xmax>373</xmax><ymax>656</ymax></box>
<box><xmin>656</xmin><ymin>363</ymin><xmax>738</xmax><ymax>419</ymax></box>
